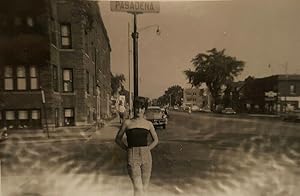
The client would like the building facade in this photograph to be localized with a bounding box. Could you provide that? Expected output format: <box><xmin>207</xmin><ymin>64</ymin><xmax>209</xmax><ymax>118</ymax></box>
<box><xmin>183</xmin><ymin>86</ymin><xmax>211</xmax><ymax>109</ymax></box>
<box><xmin>0</xmin><ymin>0</ymin><xmax>111</xmax><ymax>129</ymax></box>
<box><xmin>241</xmin><ymin>74</ymin><xmax>300</xmax><ymax>114</ymax></box>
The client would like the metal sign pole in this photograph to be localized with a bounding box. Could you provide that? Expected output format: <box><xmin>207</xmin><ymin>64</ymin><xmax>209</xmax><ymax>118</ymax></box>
<box><xmin>110</xmin><ymin>1</ymin><xmax>160</xmax><ymax>118</ymax></box>
<box><xmin>128</xmin><ymin>22</ymin><xmax>132</xmax><ymax>119</ymax></box>
<box><xmin>132</xmin><ymin>13</ymin><xmax>139</xmax><ymax>117</ymax></box>
<box><xmin>0</xmin><ymin>160</ymin><xmax>2</xmax><ymax>196</ymax></box>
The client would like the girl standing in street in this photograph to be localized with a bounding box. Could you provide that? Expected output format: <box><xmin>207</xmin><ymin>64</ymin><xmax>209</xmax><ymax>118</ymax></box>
<box><xmin>115</xmin><ymin>98</ymin><xmax>159</xmax><ymax>196</ymax></box>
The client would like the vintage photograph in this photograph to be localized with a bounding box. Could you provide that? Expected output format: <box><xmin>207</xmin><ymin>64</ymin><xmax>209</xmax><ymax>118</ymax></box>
<box><xmin>0</xmin><ymin>0</ymin><xmax>299</xmax><ymax>195</ymax></box>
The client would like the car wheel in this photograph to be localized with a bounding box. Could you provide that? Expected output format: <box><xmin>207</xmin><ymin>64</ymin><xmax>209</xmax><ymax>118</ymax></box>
<box><xmin>162</xmin><ymin>125</ymin><xmax>166</xmax><ymax>129</ymax></box>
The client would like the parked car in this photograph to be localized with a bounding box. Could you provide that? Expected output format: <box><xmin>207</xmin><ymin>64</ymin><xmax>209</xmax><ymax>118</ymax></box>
<box><xmin>181</xmin><ymin>106</ymin><xmax>190</xmax><ymax>112</ymax></box>
<box><xmin>282</xmin><ymin>109</ymin><xmax>300</xmax><ymax>122</ymax></box>
<box><xmin>199</xmin><ymin>107</ymin><xmax>211</xmax><ymax>113</ymax></box>
<box><xmin>215</xmin><ymin>104</ymin><xmax>224</xmax><ymax>113</ymax></box>
<box><xmin>146</xmin><ymin>106</ymin><xmax>168</xmax><ymax>129</ymax></box>
<box><xmin>222</xmin><ymin>107</ymin><xmax>237</xmax><ymax>115</ymax></box>
<box><xmin>173</xmin><ymin>106</ymin><xmax>179</xmax><ymax>110</ymax></box>
<box><xmin>191</xmin><ymin>105</ymin><xmax>200</xmax><ymax>112</ymax></box>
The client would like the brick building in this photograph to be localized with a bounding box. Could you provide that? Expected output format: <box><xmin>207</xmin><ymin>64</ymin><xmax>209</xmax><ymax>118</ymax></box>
<box><xmin>0</xmin><ymin>0</ymin><xmax>112</xmax><ymax>129</ymax></box>
<box><xmin>183</xmin><ymin>86</ymin><xmax>211</xmax><ymax>109</ymax></box>
<box><xmin>240</xmin><ymin>74</ymin><xmax>300</xmax><ymax>114</ymax></box>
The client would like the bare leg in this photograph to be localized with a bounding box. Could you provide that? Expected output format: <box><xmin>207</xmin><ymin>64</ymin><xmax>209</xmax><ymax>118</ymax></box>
<box><xmin>130</xmin><ymin>176</ymin><xmax>144</xmax><ymax>196</ymax></box>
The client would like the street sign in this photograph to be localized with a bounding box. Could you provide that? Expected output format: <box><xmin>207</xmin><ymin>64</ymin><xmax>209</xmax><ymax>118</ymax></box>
<box><xmin>265</xmin><ymin>91</ymin><xmax>277</xmax><ymax>97</ymax></box>
<box><xmin>110</xmin><ymin>1</ymin><xmax>160</xmax><ymax>13</ymax></box>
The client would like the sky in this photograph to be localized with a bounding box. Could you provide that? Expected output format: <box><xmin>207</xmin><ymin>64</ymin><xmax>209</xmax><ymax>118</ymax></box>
<box><xmin>98</xmin><ymin>0</ymin><xmax>300</xmax><ymax>99</ymax></box>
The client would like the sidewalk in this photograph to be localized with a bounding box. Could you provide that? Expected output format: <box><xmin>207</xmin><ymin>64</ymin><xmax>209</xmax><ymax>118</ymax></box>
<box><xmin>92</xmin><ymin>118</ymin><xmax>120</xmax><ymax>142</ymax></box>
<box><xmin>1</xmin><ymin>117</ymin><xmax>118</xmax><ymax>144</ymax></box>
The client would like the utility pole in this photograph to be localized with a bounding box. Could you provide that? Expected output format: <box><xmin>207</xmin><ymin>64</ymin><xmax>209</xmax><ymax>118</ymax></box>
<box><xmin>110</xmin><ymin>1</ymin><xmax>160</xmax><ymax>117</ymax></box>
<box><xmin>128</xmin><ymin>22</ymin><xmax>132</xmax><ymax>118</ymax></box>
<box><xmin>132</xmin><ymin>13</ymin><xmax>139</xmax><ymax>117</ymax></box>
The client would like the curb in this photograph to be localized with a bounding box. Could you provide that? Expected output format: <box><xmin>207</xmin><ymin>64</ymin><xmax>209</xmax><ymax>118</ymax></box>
<box><xmin>172</xmin><ymin>110</ymin><xmax>281</xmax><ymax>121</ymax></box>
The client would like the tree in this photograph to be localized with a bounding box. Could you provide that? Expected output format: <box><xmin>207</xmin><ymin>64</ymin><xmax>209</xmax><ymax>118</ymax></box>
<box><xmin>184</xmin><ymin>48</ymin><xmax>245</xmax><ymax>110</ymax></box>
<box><xmin>157</xmin><ymin>85</ymin><xmax>184</xmax><ymax>106</ymax></box>
<box><xmin>111</xmin><ymin>74</ymin><xmax>125</xmax><ymax>96</ymax></box>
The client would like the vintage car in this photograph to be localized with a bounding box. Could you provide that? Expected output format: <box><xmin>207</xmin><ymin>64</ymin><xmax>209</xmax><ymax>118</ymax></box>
<box><xmin>221</xmin><ymin>107</ymin><xmax>237</xmax><ymax>115</ymax></box>
<box><xmin>146</xmin><ymin>106</ymin><xmax>168</xmax><ymax>129</ymax></box>
<box><xmin>191</xmin><ymin>105</ymin><xmax>200</xmax><ymax>112</ymax></box>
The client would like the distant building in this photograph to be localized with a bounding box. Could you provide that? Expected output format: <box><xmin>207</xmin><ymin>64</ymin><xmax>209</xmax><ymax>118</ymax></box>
<box><xmin>183</xmin><ymin>86</ymin><xmax>211</xmax><ymax>109</ymax></box>
<box><xmin>240</xmin><ymin>74</ymin><xmax>300</xmax><ymax>114</ymax></box>
<box><xmin>0</xmin><ymin>0</ymin><xmax>111</xmax><ymax>129</ymax></box>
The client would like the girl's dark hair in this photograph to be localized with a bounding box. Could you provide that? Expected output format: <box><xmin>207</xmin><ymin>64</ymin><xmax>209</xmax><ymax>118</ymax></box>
<box><xmin>134</xmin><ymin>97</ymin><xmax>148</xmax><ymax>110</ymax></box>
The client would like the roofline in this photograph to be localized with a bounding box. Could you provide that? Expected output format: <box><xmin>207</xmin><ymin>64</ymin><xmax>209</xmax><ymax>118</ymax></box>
<box><xmin>98</xmin><ymin>4</ymin><xmax>111</xmax><ymax>52</ymax></box>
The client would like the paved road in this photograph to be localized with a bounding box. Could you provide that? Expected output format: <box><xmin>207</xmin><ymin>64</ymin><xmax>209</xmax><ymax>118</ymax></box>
<box><xmin>0</xmin><ymin>112</ymin><xmax>299</xmax><ymax>196</ymax></box>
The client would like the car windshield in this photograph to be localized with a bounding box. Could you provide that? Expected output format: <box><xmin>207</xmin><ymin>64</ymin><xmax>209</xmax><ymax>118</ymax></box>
<box><xmin>147</xmin><ymin>108</ymin><xmax>161</xmax><ymax>113</ymax></box>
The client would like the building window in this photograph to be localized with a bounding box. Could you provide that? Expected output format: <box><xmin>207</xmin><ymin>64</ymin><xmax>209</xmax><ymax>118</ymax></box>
<box><xmin>30</xmin><ymin>66</ymin><xmax>39</xmax><ymax>90</ymax></box>
<box><xmin>5</xmin><ymin>111</ymin><xmax>15</xmax><ymax>129</ymax></box>
<box><xmin>86</xmin><ymin>70</ymin><xmax>89</xmax><ymax>94</ymax></box>
<box><xmin>26</xmin><ymin>17</ymin><xmax>34</xmax><ymax>27</ymax></box>
<box><xmin>64</xmin><ymin>108</ymin><xmax>74</xmax><ymax>126</ymax></box>
<box><xmin>53</xmin><ymin>65</ymin><xmax>58</xmax><ymax>92</ymax></box>
<box><xmin>60</xmin><ymin>23</ymin><xmax>72</xmax><ymax>49</ymax></box>
<box><xmin>31</xmin><ymin>110</ymin><xmax>41</xmax><ymax>128</ymax></box>
<box><xmin>2</xmin><ymin>110</ymin><xmax>41</xmax><ymax>129</ymax></box>
<box><xmin>4</xmin><ymin>66</ymin><xmax>39</xmax><ymax>91</ymax></box>
<box><xmin>17</xmin><ymin>66</ymin><xmax>27</xmax><ymax>90</ymax></box>
<box><xmin>18</xmin><ymin>110</ymin><xmax>29</xmax><ymax>128</ymax></box>
<box><xmin>4</xmin><ymin>66</ymin><xmax>14</xmax><ymax>90</ymax></box>
<box><xmin>5</xmin><ymin>111</ymin><xmax>15</xmax><ymax>120</ymax></box>
<box><xmin>63</xmin><ymin>69</ymin><xmax>73</xmax><ymax>92</ymax></box>
<box><xmin>14</xmin><ymin>17</ymin><xmax>22</xmax><ymax>26</ymax></box>
<box><xmin>31</xmin><ymin>110</ymin><xmax>40</xmax><ymax>120</ymax></box>
<box><xmin>290</xmin><ymin>84</ymin><xmax>296</xmax><ymax>94</ymax></box>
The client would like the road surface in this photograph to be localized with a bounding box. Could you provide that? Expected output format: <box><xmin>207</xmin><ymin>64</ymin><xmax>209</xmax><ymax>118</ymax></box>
<box><xmin>0</xmin><ymin>111</ymin><xmax>299</xmax><ymax>196</ymax></box>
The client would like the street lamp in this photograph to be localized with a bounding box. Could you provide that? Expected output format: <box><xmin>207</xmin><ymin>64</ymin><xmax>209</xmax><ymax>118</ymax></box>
<box><xmin>130</xmin><ymin>21</ymin><xmax>160</xmax><ymax>117</ymax></box>
<box><xmin>109</xmin><ymin>1</ymin><xmax>160</xmax><ymax>117</ymax></box>
<box><xmin>138</xmin><ymin>24</ymin><xmax>161</xmax><ymax>35</ymax></box>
